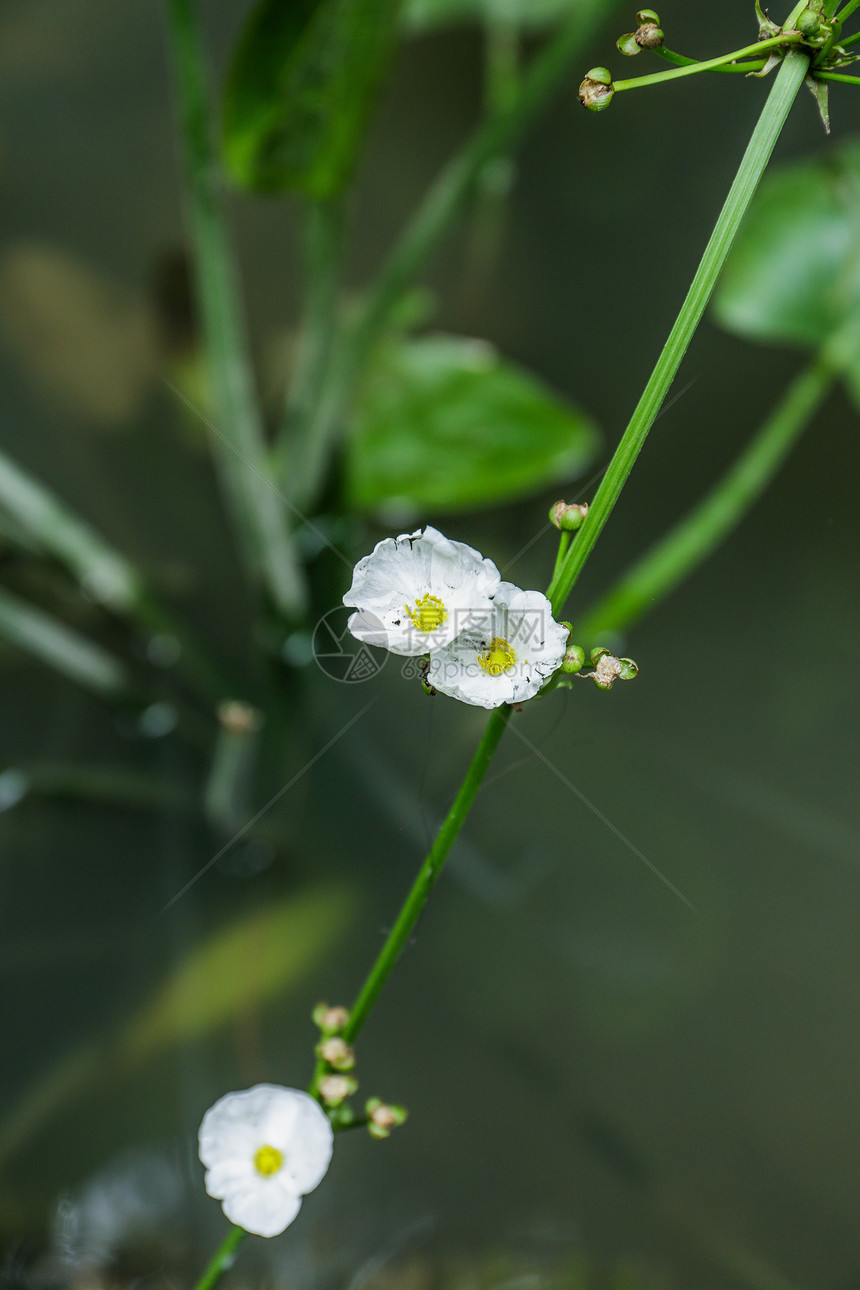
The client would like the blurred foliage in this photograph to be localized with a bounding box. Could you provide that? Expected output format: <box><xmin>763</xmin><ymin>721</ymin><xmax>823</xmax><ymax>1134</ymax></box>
<box><xmin>0</xmin><ymin>887</ymin><xmax>355</xmax><ymax>1172</ymax></box>
<box><xmin>223</xmin><ymin>0</ymin><xmax>404</xmax><ymax>196</ymax></box>
<box><xmin>714</xmin><ymin>138</ymin><xmax>860</xmax><ymax>352</ymax></box>
<box><xmin>403</xmin><ymin>0</ymin><xmax>584</xmax><ymax>32</ymax></box>
<box><xmin>347</xmin><ymin>332</ymin><xmax>599</xmax><ymax>515</ymax></box>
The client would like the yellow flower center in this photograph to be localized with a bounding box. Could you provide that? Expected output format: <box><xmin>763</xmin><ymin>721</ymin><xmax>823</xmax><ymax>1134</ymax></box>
<box><xmin>478</xmin><ymin>637</ymin><xmax>517</xmax><ymax>676</ymax></box>
<box><xmin>404</xmin><ymin>593</ymin><xmax>447</xmax><ymax>634</ymax></box>
<box><xmin>253</xmin><ymin>1144</ymin><xmax>284</xmax><ymax>1177</ymax></box>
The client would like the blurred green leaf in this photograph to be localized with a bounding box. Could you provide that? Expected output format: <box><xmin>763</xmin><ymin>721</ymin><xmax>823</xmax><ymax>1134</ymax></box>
<box><xmin>713</xmin><ymin>140</ymin><xmax>860</xmax><ymax>350</ymax></box>
<box><xmin>123</xmin><ymin>885</ymin><xmax>354</xmax><ymax>1058</ymax></box>
<box><xmin>404</xmin><ymin>0</ymin><xmax>580</xmax><ymax>32</ymax></box>
<box><xmin>0</xmin><ymin>886</ymin><xmax>354</xmax><ymax>1169</ymax></box>
<box><xmin>346</xmin><ymin>333</ymin><xmax>600</xmax><ymax>514</ymax></box>
<box><xmin>223</xmin><ymin>0</ymin><xmax>403</xmax><ymax>196</ymax></box>
<box><xmin>0</xmin><ymin>587</ymin><xmax>130</xmax><ymax>698</ymax></box>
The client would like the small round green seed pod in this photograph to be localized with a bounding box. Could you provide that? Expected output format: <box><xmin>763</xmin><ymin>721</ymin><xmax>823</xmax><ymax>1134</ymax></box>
<box><xmin>618</xmin><ymin>657</ymin><xmax>639</xmax><ymax>681</ymax></box>
<box><xmin>796</xmin><ymin>7</ymin><xmax>820</xmax><ymax>35</ymax></box>
<box><xmin>550</xmin><ymin>500</ymin><xmax>589</xmax><ymax>531</ymax></box>
<box><xmin>562</xmin><ymin>645</ymin><xmax>586</xmax><ymax>675</ymax></box>
<box><xmin>636</xmin><ymin>8</ymin><xmax>660</xmax><ymax>23</ymax></box>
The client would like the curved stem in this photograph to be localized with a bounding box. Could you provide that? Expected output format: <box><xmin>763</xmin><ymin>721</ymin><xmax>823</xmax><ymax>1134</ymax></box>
<box><xmin>575</xmin><ymin>348</ymin><xmax>835</xmax><ymax>642</ymax></box>
<box><xmin>837</xmin><ymin>0</ymin><xmax>860</xmax><ymax>20</ymax></box>
<box><xmin>614</xmin><ymin>33</ymin><xmax>804</xmax><ymax>92</ymax></box>
<box><xmin>654</xmin><ymin>46</ymin><xmax>766</xmax><ymax>73</ymax></box>
<box><xmin>815</xmin><ymin>68</ymin><xmax>860</xmax><ymax>81</ymax></box>
<box><xmin>547</xmin><ymin>46</ymin><xmax>810</xmax><ymax>618</ymax></box>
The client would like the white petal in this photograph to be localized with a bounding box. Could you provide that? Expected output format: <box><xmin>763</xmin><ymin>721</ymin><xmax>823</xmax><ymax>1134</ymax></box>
<box><xmin>427</xmin><ymin>584</ymin><xmax>567</xmax><ymax>708</ymax></box>
<box><xmin>278</xmin><ymin>1094</ymin><xmax>335</xmax><ymax>1193</ymax></box>
<box><xmin>221</xmin><ymin>1181</ymin><xmax>302</xmax><ymax>1238</ymax></box>
<box><xmin>203</xmin><ymin>1158</ymin><xmax>257</xmax><ymax>1200</ymax></box>
<box><xmin>343</xmin><ymin>527</ymin><xmax>501</xmax><ymax>656</ymax></box>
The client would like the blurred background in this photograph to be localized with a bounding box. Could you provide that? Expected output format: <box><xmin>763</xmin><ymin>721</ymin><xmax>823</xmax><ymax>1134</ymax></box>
<box><xmin>2</xmin><ymin>1</ymin><xmax>860</xmax><ymax>1287</ymax></box>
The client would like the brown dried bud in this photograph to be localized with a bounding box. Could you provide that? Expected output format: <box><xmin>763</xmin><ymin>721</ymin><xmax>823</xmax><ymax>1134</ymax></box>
<box><xmin>578</xmin><ymin>68</ymin><xmax>615</xmax><ymax>112</ymax></box>
<box><xmin>593</xmin><ymin>652</ymin><xmax>624</xmax><ymax>689</ymax></box>
<box><xmin>635</xmin><ymin>22</ymin><xmax>664</xmax><ymax>48</ymax></box>
<box><xmin>217</xmin><ymin>700</ymin><xmax>263</xmax><ymax>736</ymax></box>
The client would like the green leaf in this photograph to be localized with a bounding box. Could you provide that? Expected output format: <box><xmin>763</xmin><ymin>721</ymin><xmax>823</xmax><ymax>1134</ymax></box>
<box><xmin>713</xmin><ymin>138</ymin><xmax>860</xmax><ymax>350</ymax></box>
<box><xmin>346</xmin><ymin>333</ymin><xmax>600</xmax><ymax>514</ymax></box>
<box><xmin>223</xmin><ymin>0</ymin><xmax>403</xmax><ymax>197</ymax></box>
<box><xmin>403</xmin><ymin>0</ymin><xmax>580</xmax><ymax>32</ymax></box>
<box><xmin>123</xmin><ymin>885</ymin><xmax>354</xmax><ymax>1058</ymax></box>
<box><xmin>0</xmin><ymin>587</ymin><xmax>130</xmax><ymax>698</ymax></box>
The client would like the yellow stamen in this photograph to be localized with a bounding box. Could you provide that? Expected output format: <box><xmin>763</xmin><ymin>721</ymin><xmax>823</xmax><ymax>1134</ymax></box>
<box><xmin>254</xmin><ymin>1144</ymin><xmax>283</xmax><ymax>1176</ymax></box>
<box><xmin>478</xmin><ymin>637</ymin><xmax>517</xmax><ymax>676</ymax></box>
<box><xmin>404</xmin><ymin>593</ymin><xmax>447</xmax><ymax>633</ymax></box>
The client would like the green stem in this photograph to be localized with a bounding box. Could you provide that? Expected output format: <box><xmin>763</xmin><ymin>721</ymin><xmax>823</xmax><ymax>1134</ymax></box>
<box><xmin>837</xmin><ymin>0</ymin><xmax>860</xmax><ymax>20</ymax></box>
<box><xmin>194</xmin><ymin>1227</ymin><xmax>247</xmax><ymax>1290</ymax></box>
<box><xmin>838</xmin><ymin>29</ymin><xmax>860</xmax><ymax>46</ymax></box>
<box><xmin>815</xmin><ymin>68</ymin><xmax>860</xmax><ymax>80</ymax></box>
<box><xmin>317</xmin><ymin>704</ymin><xmax>512</xmax><ymax>1066</ymax></box>
<box><xmin>614</xmin><ymin>33</ymin><xmax>804</xmax><ymax>91</ymax></box>
<box><xmin>576</xmin><ymin>348</ymin><xmax>835</xmax><ymax>642</ymax></box>
<box><xmin>164</xmin><ymin>0</ymin><xmax>307</xmax><ymax>620</ymax></box>
<box><xmin>286</xmin><ymin>0</ymin><xmax>620</xmax><ymax>510</ymax></box>
<box><xmin>551</xmin><ymin>531</ymin><xmax>570</xmax><ymax>584</ymax></box>
<box><xmin>278</xmin><ymin>197</ymin><xmax>346</xmax><ymax>465</ymax></box>
<box><xmin>547</xmin><ymin>46</ymin><xmax>810</xmax><ymax>619</ymax></box>
<box><xmin>654</xmin><ymin>47</ymin><xmax>767</xmax><ymax>73</ymax></box>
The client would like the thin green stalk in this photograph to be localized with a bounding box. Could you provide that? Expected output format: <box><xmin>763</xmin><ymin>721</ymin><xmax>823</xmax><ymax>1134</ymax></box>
<box><xmin>341</xmin><ymin>704</ymin><xmax>510</xmax><ymax>1047</ymax></box>
<box><xmin>0</xmin><ymin>587</ymin><xmax>131</xmax><ymax>699</ymax></box>
<box><xmin>194</xmin><ymin>1227</ymin><xmax>247</xmax><ymax>1290</ymax></box>
<box><xmin>575</xmin><ymin>350</ymin><xmax>834</xmax><ymax>642</ymax></box>
<box><xmin>654</xmin><ymin>47</ymin><xmax>767</xmax><ymax>73</ymax></box>
<box><xmin>278</xmin><ymin>197</ymin><xmax>346</xmax><ymax>462</ymax></box>
<box><xmin>816</xmin><ymin>68</ymin><xmax>860</xmax><ymax>81</ymax></box>
<box><xmin>548</xmin><ymin>46</ymin><xmax>810</xmax><ymax>618</ymax></box>
<box><xmin>839</xmin><ymin>29</ymin><xmax>860</xmax><ymax>47</ymax></box>
<box><xmin>286</xmin><ymin>0</ymin><xmax>622</xmax><ymax>509</ymax></box>
<box><xmin>614</xmin><ymin>33</ymin><xmax>804</xmax><ymax>91</ymax></box>
<box><xmin>164</xmin><ymin>0</ymin><xmax>307</xmax><ymax>621</ymax></box>
<box><xmin>551</xmin><ymin>532</ymin><xmax>571</xmax><ymax>584</ymax></box>
<box><xmin>837</xmin><ymin>0</ymin><xmax>860</xmax><ymax>20</ymax></box>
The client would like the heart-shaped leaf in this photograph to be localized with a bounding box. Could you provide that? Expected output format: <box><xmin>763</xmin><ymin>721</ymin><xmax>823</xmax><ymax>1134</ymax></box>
<box><xmin>346</xmin><ymin>333</ymin><xmax>600</xmax><ymax>515</ymax></box>
<box><xmin>223</xmin><ymin>0</ymin><xmax>402</xmax><ymax>197</ymax></box>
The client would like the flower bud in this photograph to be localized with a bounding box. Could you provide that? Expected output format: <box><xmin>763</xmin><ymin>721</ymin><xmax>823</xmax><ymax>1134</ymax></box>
<box><xmin>579</xmin><ymin>68</ymin><xmax>614</xmax><ymax>112</ymax></box>
<box><xmin>550</xmin><ymin>500</ymin><xmax>589</xmax><ymax>531</ymax></box>
<box><xmin>796</xmin><ymin>6</ymin><xmax>821</xmax><ymax>35</ymax></box>
<box><xmin>312</xmin><ymin>1002</ymin><xmax>350</xmax><ymax>1034</ymax></box>
<box><xmin>618</xmin><ymin>657</ymin><xmax>639</xmax><ymax>681</ymax></box>
<box><xmin>317</xmin><ymin>1036</ymin><xmax>356</xmax><ymax>1071</ymax></box>
<box><xmin>562</xmin><ymin>644</ymin><xmax>586</xmax><ymax>675</ymax></box>
<box><xmin>635</xmin><ymin>22</ymin><xmax>664</xmax><ymax>48</ymax></box>
<box><xmin>616</xmin><ymin>31</ymin><xmax>641</xmax><ymax>55</ymax></box>
<box><xmin>636</xmin><ymin>7</ymin><xmax>660</xmax><ymax>21</ymax></box>
<box><xmin>365</xmin><ymin>1098</ymin><xmax>408</xmax><ymax>1140</ymax></box>
<box><xmin>217</xmin><ymin>700</ymin><xmax>263</xmax><ymax>736</ymax></box>
<box><xmin>319</xmin><ymin>1074</ymin><xmax>358</xmax><ymax>1106</ymax></box>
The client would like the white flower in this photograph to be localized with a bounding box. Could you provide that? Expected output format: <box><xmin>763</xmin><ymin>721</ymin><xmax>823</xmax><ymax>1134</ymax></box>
<box><xmin>198</xmin><ymin>1085</ymin><xmax>333</xmax><ymax>1237</ymax></box>
<box><xmin>426</xmin><ymin>582</ymin><xmax>568</xmax><ymax>709</ymax></box>
<box><xmin>343</xmin><ymin>526</ymin><xmax>501</xmax><ymax>656</ymax></box>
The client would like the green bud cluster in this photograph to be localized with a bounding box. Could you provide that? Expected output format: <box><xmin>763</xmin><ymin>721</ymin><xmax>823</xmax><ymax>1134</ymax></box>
<box><xmin>365</xmin><ymin>1097</ymin><xmax>408</xmax><ymax>1140</ymax></box>
<box><xmin>587</xmin><ymin>646</ymin><xmax>639</xmax><ymax>691</ymax></box>
<box><xmin>617</xmin><ymin>9</ymin><xmax>664</xmax><ymax>56</ymax></box>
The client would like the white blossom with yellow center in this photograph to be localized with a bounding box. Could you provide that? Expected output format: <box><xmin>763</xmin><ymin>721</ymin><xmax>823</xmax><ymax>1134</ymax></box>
<box><xmin>343</xmin><ymin>526</ymin><xmax>501</xmax><ymax>656</ymax></box>
<box><xmin>198</xmin><ymin>1084</ymin><xmax>333</xmax><ymax>1237</ymax></box>
<box><xmin>427</xmin><ymin>582</ymin><xmax>568</xmax><ymax>708</ymax></box>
